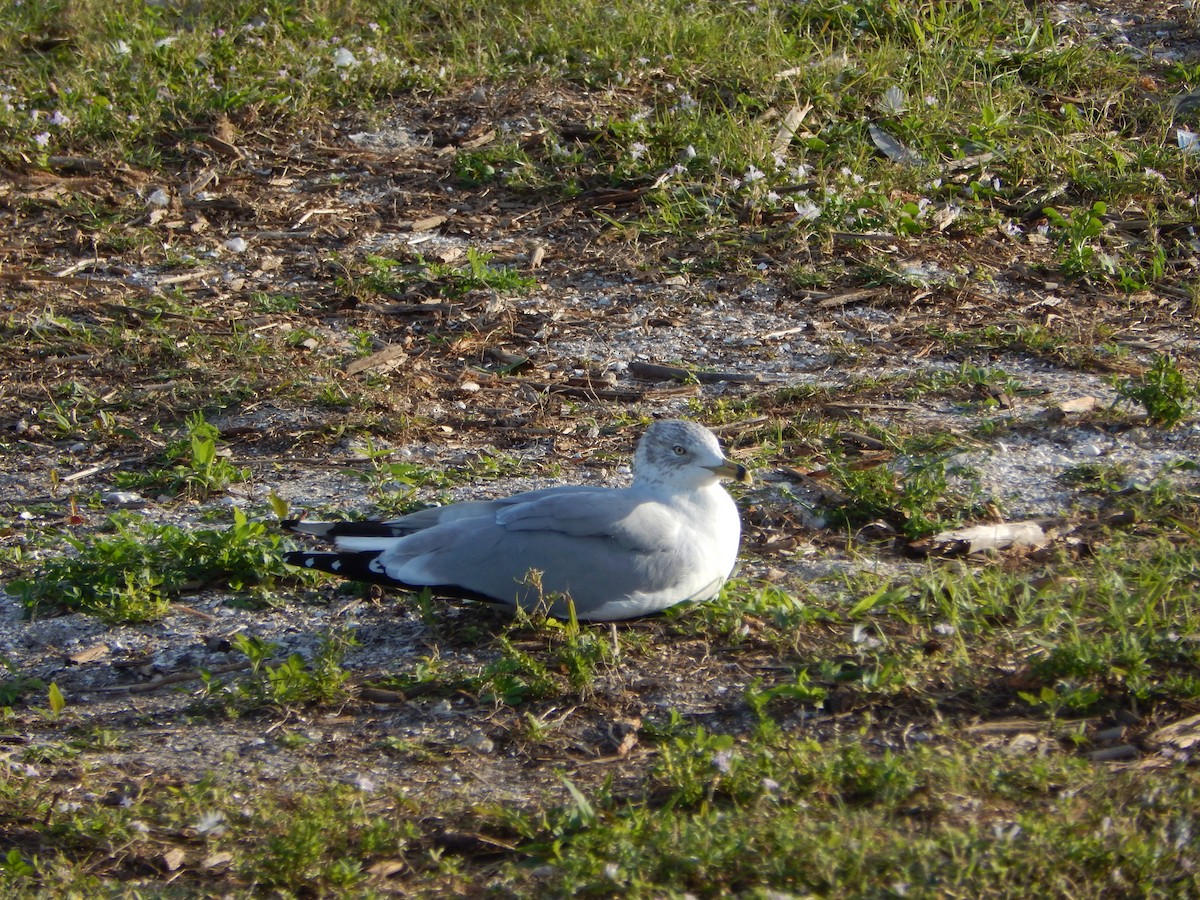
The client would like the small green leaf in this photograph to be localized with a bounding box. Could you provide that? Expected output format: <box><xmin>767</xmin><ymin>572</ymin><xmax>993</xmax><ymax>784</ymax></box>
<box><xmin>191</xmin><ymin>432</ymin><xmax>216</xmax><ymax>467</ymax></box>
<box><xmin>847</xmin><ymin>584</ymin><xmax>905</xmax><ymax>618</ymax></box>
<box><xmin>48</xmin><ymin>682</ymin><xmax>65</xmax><ymax>715</ymax></box>
<box><xmin>559</xmin><ymin>776</ymin><xmax>596</xmax><ymax>826</ymax></box>
<box><xmin>268</xmin><ymin>491</ymin><xmax>290</xmax><ymax>519</ymax></box>
<box><xmin>1</xmin><ymin>848</ymin><xmax>35</xmax><ymax>877</ymax></box>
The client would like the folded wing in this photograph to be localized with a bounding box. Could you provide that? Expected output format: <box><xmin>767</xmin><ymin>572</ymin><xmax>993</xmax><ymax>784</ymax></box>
<box><xmin>283</xmin><ymin>485</ymin><xmax>613</xmax><ymax>550</ymax></box>
<box><xmin>286</xmin><ymin>488</ymin><xmax>703</xmax><ymax>620</ymax></box>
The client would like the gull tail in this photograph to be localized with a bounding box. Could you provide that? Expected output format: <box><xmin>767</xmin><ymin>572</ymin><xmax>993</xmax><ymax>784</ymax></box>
<box><xmin>282</xmin><ymin>519</ymin><xmax>419</xmax><ymax>551</ymax></box>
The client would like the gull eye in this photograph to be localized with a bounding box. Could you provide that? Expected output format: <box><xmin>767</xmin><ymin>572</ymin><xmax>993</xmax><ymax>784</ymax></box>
<box><xmin>672</xmin><ymin>444</ymin><xmax>687</xmax><ymax>456</ymax></box>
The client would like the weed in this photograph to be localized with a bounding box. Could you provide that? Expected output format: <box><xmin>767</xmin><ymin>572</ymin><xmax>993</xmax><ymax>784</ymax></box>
<box><xmin>112</xmin><ymin>413</ymin><xmax>250</xmax><ymax>499</ymax></box>
<box><xmin>1044</xmin><ymin>202</ymin><xmax>1107</xmax><ymax>278</ymax></box>
<box><xmin>652</xmin><ymin>725</ymin><xmax>737</xmax><ymax>806</ymax></box>
<box><xmin>1058</xmin><ymin>461</ymin><xmax>1129</xmax><ymax>494</ymax></box>
<box><xmin>68</xmin><ymin>727</ymin><xmax>126</xmax><ymax>752</ymax></box>
<box><xmin>745</xmin><ymin>670</ymin><xmax>828</xmax><ymax>720</ymax></box>
<box><xmin>0</xmin><ymin>849</ymin><xmax>35</xmax><ymax>879</ymax></box>
<box><xmin>1113</xmin><ymin>461</ymin><xmax>1200</xmax><ymax>525</ymax></box>
<box><xmin>1114</xmin><ymin>354</ymin><xmax>1198</xmax><ymax>427</ymax></box>
<box><xmin>348</xmin><ymin>436</ymin><xmax>453</xmax><ymax>516</ymax></box>
<box><xmin>348</xmin><ymin>438</ymin><xmax>537</xmax><ymax>516</ymax></box>
<box><xmin>47</xmin><ymin>683</ymin><xmax>65</xmax><ymax>716</ymax></box>
<box><xmin>8</xmin><ymin>509</ymin><xmax>292</xmax><ymax>622</ymax></box>
<box><xmin>249</xmin><ymin>291</ymin><xmax>301</xmax><ymax>313</ymax></box>
<box><xmin>204</xmin><ymin>629</ymin><xmax>356</xmax><ymax>712</ymax></box>
<box><xmin>361</xmin><ymin>247</ymin><xmax>534</xmax><ymax>299</ymax></box>
<box><xmin>241</xmin><ymin>786</ymin><xmax>387</xmax><ymax>892</ymax></box>
<box><xmin>825</xmin><ymin>453</ymin><xmax>980</xmax><ymax>539</ymax></box>
<box><xmin>453</xmin><ymin>143</ymin><xmax>533</xmax><ymax>187</ymax></box>
<box><xmin>907</xmin><ymin>362</ymin><xmax>1023</xmax><ymax>404</ymax></box>
<box><xmin>177</xmin><ymin>413</ymin><xmax>251</xmax><ymax>499</ymax></box>
<box><xmin>0</xmin><ymin>655</ymin><xmax>44</xmax><ymax>706</ymax></box>
<box><xmin>285</xmin><ymin>328</ymin><xmax>321</xmax><ymax>349</ymax></box>
<box><xmin>30</xmin><ymin>683</ymin><xmax>68</xmax><ymax>721</ymax></box>
<box><xmin>679</xmin><ymin>580</ymin><xmax>824</xmax><ymax>650</ymax></box>
<box><xmin>474</xmin><ymin>636</ymin><xmax>559</xmax><ymax>706</ymax></box>
<box><xmin>1112</xmin><ymin>241</ymin><xmax>1168</xmax><ymax>294</ymax></box>
<box><xmin>537</xmin><ymin>605</ymin><xmax>617</xmax><ymax>696</ymax></box>
<box><xmin>1018</xmin><ymin>682</ymin><xmax>1104</xmax><ymax>718</ymax></box>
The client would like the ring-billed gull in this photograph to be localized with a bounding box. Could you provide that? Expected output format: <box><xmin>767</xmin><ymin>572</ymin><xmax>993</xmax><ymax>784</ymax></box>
<box><xmin>283</xmin><ymin>419</ymin><xmax>749</xmax><ymax>621</ymax></box>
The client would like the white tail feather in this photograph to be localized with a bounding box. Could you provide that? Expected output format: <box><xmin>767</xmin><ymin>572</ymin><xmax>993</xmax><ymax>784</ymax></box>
<box><xmin>333</xmin><ymin>536</ymin><xmax>402</xmax><ymax>552</ymax></box>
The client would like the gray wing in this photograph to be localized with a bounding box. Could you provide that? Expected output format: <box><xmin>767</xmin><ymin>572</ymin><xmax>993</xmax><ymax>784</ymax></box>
<box><xmin>494</xmin><ymin>489</ymin><xmax>680</xmax><ymax>550</ymax></box>
<box><xmin>376</xmin><ymin>491</ymin><xmax>694</xmax><ymax>617</ymax></box>
<box><xmin>386</xmin><ymin>484</ymin><xmax>612</xmax><ymax>531</ymax></box>
<box><xmin>287</xmin><ymin>485</ymin><xmax>615</xmax><ymax>550</ymax></box>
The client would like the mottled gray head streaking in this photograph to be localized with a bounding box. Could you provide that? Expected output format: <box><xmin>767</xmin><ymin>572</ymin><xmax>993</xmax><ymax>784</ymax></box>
<box><xmin>283</xmin><ymin>419</ymin><xmax>748</xmax><ymax>622</ymax></box>
<box><xmin>633</xmin><ymin>419</ymin><xmax>751</xmax><ymax>490</ymax></box>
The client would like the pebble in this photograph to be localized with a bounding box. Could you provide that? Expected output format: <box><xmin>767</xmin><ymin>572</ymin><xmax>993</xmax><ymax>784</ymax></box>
<box><xmin>102</xmin><ymin>491</ymin><xmax>146</xmax><ymax>509</ymax></box>
<box><xmin>462</xmin><ymin>732</ymin><xmax>495</xmax><ymax>754</ymax></box>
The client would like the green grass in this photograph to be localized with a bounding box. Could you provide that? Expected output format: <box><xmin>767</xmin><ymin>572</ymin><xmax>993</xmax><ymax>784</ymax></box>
<box><xmin>4</xmin><ymin>744</ymin><xmax>1196</xmax><ymax>897</ymax></box>
<box><xmin>503</xmin><ymin>735</ymin><xmax>1200</xmax><ymax>897</ymax></box>
<box><xmin>358</xmin><ymin>248</ymin><xmax>536</xmax><ymax>299</ymax></box>
<box><xmin>2</xmin><ymin>0</ymin><xmax>1200</xmax><ymax>896</ymax></box>
<box><xmin>9</xmin><ymin>508</ymin><xmax>294</xmax><ymax>622</ymax></box>
<box><xmin>200</xmin><ymin>629</ymin><xmax>357</xmax><ymax>713</ymax></box>
<box><xmin>368</xmin><ymin>602</ymin><xmax>618</xmax><ymax>706</ymax></box>
<box><xmin>5</xmin><ymin>1</ymin><xmax>1193</xmax><ymax>275</ymax></box>
<box><xmin>822</xmin><ymin>450</ymin><xmax>987</xmax><ymax>539</ymax></box>
<box><xmin>4</xmin><ymin>535</ymin><xmax>1200</xmax><ymax>894</ymax></box>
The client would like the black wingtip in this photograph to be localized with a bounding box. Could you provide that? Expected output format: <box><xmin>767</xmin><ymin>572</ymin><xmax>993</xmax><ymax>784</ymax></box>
<box><xmin>283</xmin><ymin>551</ymin><xmax>506</xmax><ymax>606</ymax></box>
<box><xmin>283</xmin><ymin>520</ymin><xmax>417</xmax><ymax>540</ymax></box>
<box><xmin>284</xmin><ymin>550</ymin><xmax>390</xmax><ymax>583</ymax></box>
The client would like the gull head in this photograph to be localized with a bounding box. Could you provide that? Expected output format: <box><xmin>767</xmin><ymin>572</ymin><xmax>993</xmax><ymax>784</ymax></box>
<box><xmin>633</xmin><ymin>420</ymin><xmax>750</xmax><ymax>491</ymax></box>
